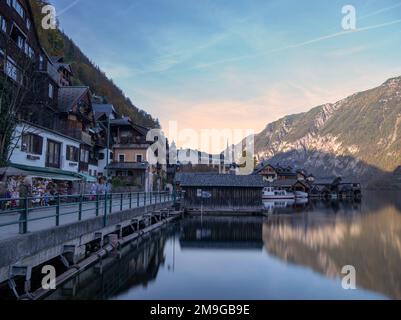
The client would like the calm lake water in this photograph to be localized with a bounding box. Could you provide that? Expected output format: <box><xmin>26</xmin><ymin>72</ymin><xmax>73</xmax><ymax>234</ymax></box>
<box><xmin>47</xmin><ymin>191</ymin><xmax>401</xmax><ymax>300</ymax></box>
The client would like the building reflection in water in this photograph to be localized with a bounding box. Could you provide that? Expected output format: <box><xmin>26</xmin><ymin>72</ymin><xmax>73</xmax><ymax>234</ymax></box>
<box><xmin>45</xmin><ymin>228</ymin><xmax>175</xmax><ymax>300</ymax></box>
<box><xmin>262</xmin><ymin>193</ymin><xmax>401</xmax><ymax>299</ymax></box>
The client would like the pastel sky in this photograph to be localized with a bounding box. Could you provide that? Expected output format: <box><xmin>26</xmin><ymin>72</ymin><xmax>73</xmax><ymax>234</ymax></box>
<box><xmin>51</xmin><ymin>0</ymin><xmax>401</xmax><ymax>152</ymax></box>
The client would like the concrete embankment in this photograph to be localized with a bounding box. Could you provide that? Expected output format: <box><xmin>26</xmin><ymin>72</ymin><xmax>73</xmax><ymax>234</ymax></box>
<box><xmin>0</xmin><ymin>201</ymin><xmax>176</xmax><ymax>287</ymax></box>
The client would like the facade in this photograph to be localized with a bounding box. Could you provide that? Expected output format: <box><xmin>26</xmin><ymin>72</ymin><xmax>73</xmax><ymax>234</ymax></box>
<box><xmin>175</xmin><ymin>172</ymin><xmax>265</xmax><ymax>209</ymax></box>
<box><xmin>1</xmin><ymin>0</ymin><xmax>98</xmax><ymax>196</ymax></box>
<box><xmin>106</xmin><ymin>117</ymin><xmax>155</xmax><ymax>191</ymax></box>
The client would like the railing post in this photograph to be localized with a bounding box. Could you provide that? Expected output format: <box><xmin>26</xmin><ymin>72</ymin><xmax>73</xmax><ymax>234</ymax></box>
<box><xmin>96</xmin><ymin>194</ymin><xmax>99</xmax><ymax>216</ymax></box>
<box><xmin>120</xmin><ymin>193</ymin><xmax>123</xmax><ymax>211</ymax></box>
<box><xmin>103</xmin><ymin>192</ymin><xmax>108</xmax><ymax>227</ymax></box>
<box><xmin>129</xmin><ymin>192</ymin><xmax>132</xmax><ymax>209</ymax></box>
<box><xmin>137</xmin><ymin>192</ymin><xmax>140</xmax><ymax>207</ymax></box>
<box><xmin>19</xmin><ymin>197</ymin><xmax>28</xmax><ymax>234</ymax></box>
<box><xmin>56</xmin><ymin>195</ymin><xmax>60</xmax><ymax>226</ymax></box>
<box><xmin>78</xmin><ymin>194</ymin><xmax>83</xmax><ymax>221</ymax></box>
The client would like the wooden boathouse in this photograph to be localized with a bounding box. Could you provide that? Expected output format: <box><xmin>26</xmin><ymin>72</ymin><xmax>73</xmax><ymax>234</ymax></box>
<box><xmin>175</xmin><ymin>173</ymin><xmax>265</xmax><ymax>214</ymax></box>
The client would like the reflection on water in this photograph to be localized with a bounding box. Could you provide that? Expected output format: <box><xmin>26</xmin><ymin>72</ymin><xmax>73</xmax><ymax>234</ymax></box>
<box><xmin>47</xmin><ymin>192</ymin><xmax>401</xmax><ymax>300</ymax></box>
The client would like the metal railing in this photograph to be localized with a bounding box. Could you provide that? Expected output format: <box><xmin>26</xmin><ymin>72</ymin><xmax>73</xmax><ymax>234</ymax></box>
<box><xmin>0</xmin><ymin>191</ymin><xmax>173</xmax><ymax>237</ymax></box>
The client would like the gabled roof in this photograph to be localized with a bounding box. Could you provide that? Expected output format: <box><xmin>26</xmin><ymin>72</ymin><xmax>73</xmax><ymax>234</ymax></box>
<box><xmin>50</xmin><ymin>56</ymin><xmax>73</xmax><ymax>75</ymax></box>
<box><xmin>175</xmin><ymin>173</ymin><xmax>265</xmax><ymax>188</ymax></box>
<box><xmin>110</xmin><ymin>117</ymin><xmax>132</xmax><ymax>126</ymax></box>
<box><xmin>58</xmin><ymin>86</ymin><xmax>90</xmax><ymax>112</ymax></box>
<box><xmin>93</xmin><ymin>104</ymin><xmax>116</xmax><ymax>121</ymax></box>
<box><xmin>110</xmin><ymin>117</ymin><xmax>150</xmax><ymax>136</ymax></box>
<box><xmin>254</xmin><ymin>162</ymin><xmax>276</xmax><ymax>174</ymax></box>
<box><xmin>271</xmin><ymin>179</ymin><xmax>310</xmax><ymax>188</ymax></box>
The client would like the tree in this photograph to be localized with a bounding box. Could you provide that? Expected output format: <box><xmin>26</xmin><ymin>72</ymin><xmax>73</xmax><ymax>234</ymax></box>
<box><xmin>0</xmin><ymin>26</ymin><xmax>45</xmax><ymax>169</ymax></box>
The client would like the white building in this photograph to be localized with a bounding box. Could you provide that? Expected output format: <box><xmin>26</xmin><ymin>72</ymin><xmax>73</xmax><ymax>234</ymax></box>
<box><xmin>9</xmin><ymin>122</ymin><xmax>81</xmax><ymax>174</ymax></box>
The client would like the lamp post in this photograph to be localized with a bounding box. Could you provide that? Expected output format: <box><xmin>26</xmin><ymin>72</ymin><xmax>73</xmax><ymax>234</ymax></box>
<box><xmin>98</xmin><ymin>116</ymin><xmax>111</xmax><ymax>180</ymax></box>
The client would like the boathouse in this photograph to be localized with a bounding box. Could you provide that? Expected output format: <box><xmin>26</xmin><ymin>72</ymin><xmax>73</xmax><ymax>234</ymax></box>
<box><xmin>272</xmin><ymin>179</ymin><xmax>311</xmax><ymax>193</ymax></box>
<box><xmin>175</xmin><ymin>173</ymin><xmax>265</xmax><ymax>211</ymax></box>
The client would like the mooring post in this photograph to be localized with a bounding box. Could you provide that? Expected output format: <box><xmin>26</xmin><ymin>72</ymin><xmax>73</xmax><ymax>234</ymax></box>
<box><xmin>137</xmin><ymin>192</ymin><xmax>140</xmax><ymax>207</ymax></box>
<box><xmin>120</xmin><ymin>193</ymin><xmax>123</xmax><ymax>211</ymax></box>
<box><xmin>19</xmin><ymin>197</ymin><xmax>29</xmax><ymax>234</ymax></box>
<box><xmin>144</xmin><ymin>192</ymin><xmax>147</xmax><ymax>206</ymax></box>
<box><xmin>109</xmin><ymin>193</ymin><xmax>112</xmax><ymax>213</ymax></box>
<box><xmin>103</xmin><ymin>192</ymin><xmax>108</xmax><ymax>227</ymax></box>
<box><xmin>129</xmin><ymin>192</ymin><xmax>132</xmax><ymax>209</ymax></box>
<box><xmin>56</xmin><ymin>195</ymin><xmax>60</xmax><ymax>226</ymax></box>
<box><xmin>95</xmin><ymin>194</ymin><xmax>99</xmax><ymax>216</ymax></box>
<box><xmin>78</xmin><ymin>194</ymin><xmax>83</xmax><ymax>221</ymax></box>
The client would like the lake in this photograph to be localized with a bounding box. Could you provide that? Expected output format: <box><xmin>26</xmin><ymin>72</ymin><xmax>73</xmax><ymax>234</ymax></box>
<box><xmin>46</xmin><ymin>191</ymin><xmax>401</xmax><ymax>300</ymax></box>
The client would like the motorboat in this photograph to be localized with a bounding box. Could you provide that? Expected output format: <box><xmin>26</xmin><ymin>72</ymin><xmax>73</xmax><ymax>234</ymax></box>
<box><xmin>262</xmin><ymin>187</ymin><xmax>295</xmax><ymax>200</ymax></box>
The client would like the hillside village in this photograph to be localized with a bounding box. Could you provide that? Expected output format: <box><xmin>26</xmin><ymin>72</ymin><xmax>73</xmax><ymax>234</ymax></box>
<box><xmin>0</xmin><ymin>0</ymin><xmax>168</xmax><ymax>198</ymax></box>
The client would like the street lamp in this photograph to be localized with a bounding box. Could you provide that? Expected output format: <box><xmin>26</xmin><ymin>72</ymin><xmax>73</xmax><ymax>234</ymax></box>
<box><xmin>97</xmin><ymin>115</ymin><xmax>111</xmax><ymax>180</ymax></box>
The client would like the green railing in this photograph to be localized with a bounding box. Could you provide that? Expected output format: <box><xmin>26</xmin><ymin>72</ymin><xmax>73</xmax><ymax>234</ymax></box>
<box><xmin>0</xmin><ymin>191</ymin><xmax>173</xmax><ymax>236</ymax></box>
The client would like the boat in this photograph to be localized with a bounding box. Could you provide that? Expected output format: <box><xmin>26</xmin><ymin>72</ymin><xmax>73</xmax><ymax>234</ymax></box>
<box><xmin>262</xmin><ymin>187</ymin><xmax>295</xmax><ymax>200</ymax></box>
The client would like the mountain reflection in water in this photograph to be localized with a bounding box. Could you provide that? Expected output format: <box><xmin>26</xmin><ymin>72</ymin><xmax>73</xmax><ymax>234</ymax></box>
<box><xmin>46</xmin><ymin>192</ymin><xmax>401</xmax><ymax>300</ymax></box>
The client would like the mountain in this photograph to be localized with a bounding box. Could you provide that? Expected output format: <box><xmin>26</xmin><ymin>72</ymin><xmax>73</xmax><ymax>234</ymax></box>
<box><xmin>248</xmin><ymin>76</ymin><xmax>401</xmax><ymax>186</ymax></box>
<box><xmin>29</xmin><ymin>0</ymin><xmax>159</xmax><ymax>128</ymax></box>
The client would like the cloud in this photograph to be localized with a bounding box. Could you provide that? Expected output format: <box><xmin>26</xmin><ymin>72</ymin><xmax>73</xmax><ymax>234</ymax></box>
<box><xmin>190</xmin><ymin>18</ymin><xmax>401</xmax><ymax>71</ymax></box>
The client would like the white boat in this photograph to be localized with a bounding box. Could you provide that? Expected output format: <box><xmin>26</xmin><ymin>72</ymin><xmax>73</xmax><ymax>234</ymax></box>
<box><xmin>262</xmin><ymin>187</ymin><xmax>295</xmax><ymax>200</ymax></box>
<box><xmin>295</xmin><ymin>191</ymin><xmax>309</xmax><ymax>199</ymax></box>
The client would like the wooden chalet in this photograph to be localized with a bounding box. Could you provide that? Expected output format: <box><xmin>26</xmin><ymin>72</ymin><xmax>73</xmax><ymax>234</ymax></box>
<box><xmin>271</xmin><ymin>179</ymin><xmax>311</xmax><ymax>193</ymax></box>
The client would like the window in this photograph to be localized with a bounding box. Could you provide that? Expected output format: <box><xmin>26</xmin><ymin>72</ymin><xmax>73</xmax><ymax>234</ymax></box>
<box><xmin>136</xmin><ymin>154</ymin><xmax>143</xmax><ymax>163</ymax></box>
<box><xmin>98</xmin><ymin>152</ymin><xmax>105</xmax><ymax>160</ymax></box>
<box><xmin>46</xmin><ymin>140</ymin><xmax>61</xmax><ymax>168</ymax></box>
<box><xmin>80</xmin><ymin>148</ymin><xmax>89</xmax><ymax>163</ymax></box>
<box><xmin>24</xmin><ymin>43</ymin><xmax>34</xmax><ymax>59</ymax></box>
<box><xmin>13</xmin><ymin>0</ymin><xmax>25</xmax><ymax>19</ymax></box>
<box><xmin>5</xmin><ymin>57</ymin><xmax>21</xmax><ymax>83</ymax></box>
<box><xmin>21</xmin><ymin>133</ymin><xmax>43</xmax><ymax>155</ymax></box>
<box><xmin>10</xmin><ymin>24</ymin><xmax>26</xmax><ymax>50</ymax></box>
<box><xmin>66</xmin><ymin>145</ymin><xmax>79</xmax><ymax>162</ymax></box>
<box><xmin>118</xmin><ymin>154</ymin><xmax>125</xmax><ymax>162</ymax></box>
<box><xmin>0</xmin><ymin>16</ymin><xmax>7</xmax><ymax>33</ymax></box>
<box><xmin>39</xmin><ymin>55</ymin><xmax>45</xmax><ymax>70</ymax></box>
<box><xmin>48</xmin><ymin>83</ymin><xmax>54</xmax><ymax>98</ymax></box>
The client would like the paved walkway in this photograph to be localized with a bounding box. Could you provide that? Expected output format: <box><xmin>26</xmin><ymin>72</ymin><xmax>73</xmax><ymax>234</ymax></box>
<box><xmin>0</xmin><ymin>194</ymin><xmax>172</xmax><ymax>241</ymax></box>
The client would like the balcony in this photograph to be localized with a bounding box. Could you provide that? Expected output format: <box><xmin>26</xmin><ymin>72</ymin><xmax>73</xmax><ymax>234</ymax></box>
<box><xmin>60</xmin><ymin>128</ymin><xmax>93</xmax><ymax>145</ymax></box>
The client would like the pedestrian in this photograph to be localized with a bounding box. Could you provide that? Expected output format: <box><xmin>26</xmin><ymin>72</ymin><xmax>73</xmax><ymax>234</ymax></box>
<box><xmin>19</xmin><ymin>177</ymin><xmax>32</xmax><ymax>206</ymax></box>
<box><xmin>90</xmin><ymin>182</ymin><xmax>97</xmax><ymax>200</ymax></box>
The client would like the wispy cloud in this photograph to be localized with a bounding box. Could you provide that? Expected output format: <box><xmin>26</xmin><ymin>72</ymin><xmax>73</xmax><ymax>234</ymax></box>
<box><xmin>190</xmin><ymin>18</ymin><xmax>401</xmax><ymax>70</ymax></box>
<box><xmin>359</xmin><ymin>2</ymin><xmax>401</xmax><ymax>20</ymax></box>
<box><xmin>58</xmin><ymin>0</ymin><xmax>81</xmax><ymax>17</ymax></box>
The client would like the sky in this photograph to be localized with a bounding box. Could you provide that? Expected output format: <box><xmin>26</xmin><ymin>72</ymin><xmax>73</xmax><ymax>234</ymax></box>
<box><xmin>50</xmin><ymin>0</ymin><xmax>401</xmax><ymax>153</ymax></box>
